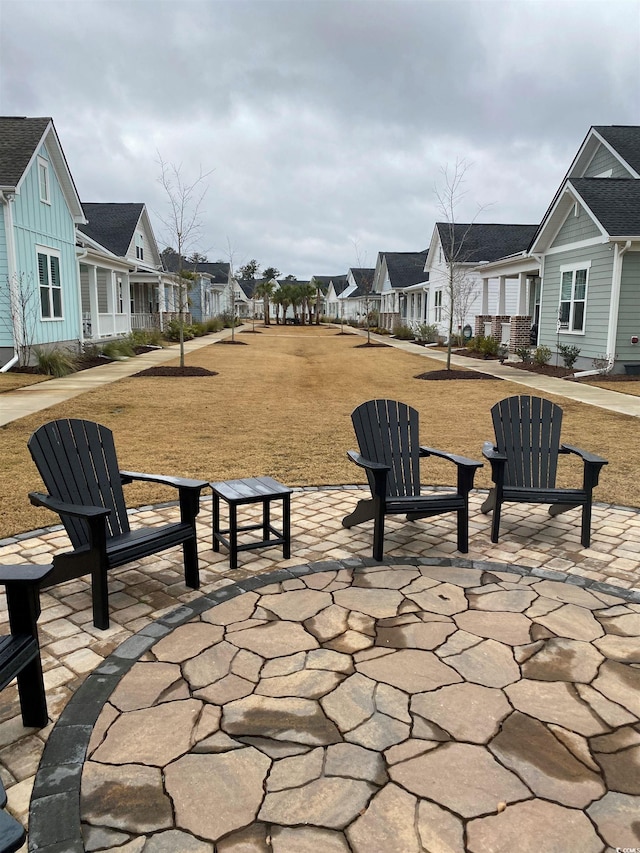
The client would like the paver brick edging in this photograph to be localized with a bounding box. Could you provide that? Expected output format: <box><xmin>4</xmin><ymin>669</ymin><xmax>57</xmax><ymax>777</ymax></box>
<box><xmin>27</xmin><ymin>555</ymin><xmax>640</xmax><ymax>851</ymax></box>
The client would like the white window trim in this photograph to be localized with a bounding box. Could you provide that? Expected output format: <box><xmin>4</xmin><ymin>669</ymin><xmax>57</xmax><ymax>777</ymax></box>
<box><xmin>37</xmin><ymin>156</ymin><xmax>51</xmax><ymax>205</ymax></box>
<box><xmin>558</xmin><ymin>261</ymin><xmax>590</xmax><ymax>335</ymax></box>
<box><xmin>36</xmin><ymin>245</ymin><xmax>63</xmax><ymax>320</ymax></box>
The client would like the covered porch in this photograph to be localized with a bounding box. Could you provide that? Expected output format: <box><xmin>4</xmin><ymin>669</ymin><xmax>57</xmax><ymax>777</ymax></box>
<box><xmin>79</xmin><ymin>253</ymin><xmax>132</xmax><ymax>342</ymax></box>
<box><xmin>474</xmin><ymin>256</ymin><xmax>541</xmax><ymax>350</ymax></box>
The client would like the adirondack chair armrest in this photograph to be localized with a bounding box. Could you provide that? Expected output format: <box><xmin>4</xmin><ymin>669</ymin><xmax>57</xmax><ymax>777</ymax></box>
<box><xmin>559</xmin><ymin>445</ymin><xmax>608</xmax><ymax>466</ymax></box>
<box><xmin>346</xmin><ymin>451</ymin><xmax>390</xmax><ymax>473</ymax></box>
<box><xmin>0</xmin><ymin>565</ymin><xmax>53</xmax><ymax>586</ymax></box>
<box><xmin>560</xmin><ymin>444</ymin><xmax>608</xmax><ymax>490</ymax></box>
<box><xmin>28</xmin><ymin>492</ymin><xmax>111</xmax><ymax>521</ymax></box>
<box><xmin>420</xmin><ymin>446</ymin><xmax>482</xmax><ymax>495</ymax></box>
<box><xmin>420</xmin><ymin>446</ymin><xmax>483</xmax><ymax>470</ymax></box>
<box><xmin>119</xmin><ymin>471</ymin><xmax>208</xmax><ymax>491</ymax></box>
<box><xmin>481</xmin><ymin>443</ymin><xmax>507</xmax><ymax>486</ymax></box>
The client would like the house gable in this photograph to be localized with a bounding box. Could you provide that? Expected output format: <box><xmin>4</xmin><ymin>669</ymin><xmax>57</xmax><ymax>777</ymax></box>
<box><xmin>80</xmin><ymin>203</ymin><xmax>161</xmax><ymax>268</ymax></box>
<box><xmin>549</xmin><ymin>200</ymin><xmax>603</xmax><ymax>249</ymax></box>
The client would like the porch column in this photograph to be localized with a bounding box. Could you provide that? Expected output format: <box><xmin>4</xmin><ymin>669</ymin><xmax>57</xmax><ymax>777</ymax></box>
<box><xmin>106</xmin><ymin>270</ymin><xmax>116</xmax><ymax>320</ymax></box>
<box><xmin>517</xmin><ymin>273</ymin><xmax>528</xmax><ymax>315</ymax></box>
<box><xmin>481</xmin><ymin>278</ymin><xmax>489</xmax><ymax>315</ymax></box>
<box><xmin>497</xmin><ymin>276</ymin><xmax>506</xmax><ymax>315</ymax></box>
<box><xmin>123</xmin><ymin>272</ymin><xmax>131</xmax><ymax>331</ymax></box>
<box><xmin>87</xmin><ymin>264</ymin><xmax>99</xmax><ymax>339</ymax></box>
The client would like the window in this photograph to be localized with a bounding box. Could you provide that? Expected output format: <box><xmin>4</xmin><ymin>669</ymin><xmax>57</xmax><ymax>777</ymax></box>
<box><xmin>135</xmin><ymin>233</ymin><xmax>144</xmax><ymax>260</ymax></box>
<box><xmin>434</xmin><ymin>290</ymin><xmax>443</xmax><ymax>322</ymax></box>
<box><xmin>37</xmin><ymin>157</ymin><xmax>50</xmax><ymax>204</ymax></box>
<box><xmin>559</xmin><ymin>266</ymin><xmax>588</xmax><ymax>333</ymax></box>
<box><xmin>37</xmin><ymin>248</ymin><xmax>62</xmax><ymax>319</ymax></box>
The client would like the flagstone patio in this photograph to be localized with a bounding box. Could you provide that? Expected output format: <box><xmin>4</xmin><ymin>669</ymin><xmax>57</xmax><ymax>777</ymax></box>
<box><xmin>1</xmin><ymin>487</ymin><xmax>639</xmax><ymax>851</ymax></box>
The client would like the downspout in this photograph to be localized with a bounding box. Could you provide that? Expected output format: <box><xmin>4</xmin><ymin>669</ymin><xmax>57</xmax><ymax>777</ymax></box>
<box><xmin>0</xmin><ymin>190</ymin><xmax>19</xmax><ymax>372</ymax></box>
<box><xmin>76</xmin><ymin>246</ymin><xmax>88</xmax><ymax>347</ymax></box>
<box><xmin>573</xmin><ymin>240</ymin><xmax>631</xmax><ymax>378</ymax></box>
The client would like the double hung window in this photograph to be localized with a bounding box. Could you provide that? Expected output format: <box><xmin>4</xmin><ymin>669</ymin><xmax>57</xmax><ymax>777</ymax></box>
<box><xmin>434</xmin><ymin>290</ymin><xmax>443</xmax><ymax>322</ymax></box>
<box><xmin>559</xmin><ymin>265</ymin><xmax>588</xmax><ymax>333</ymax></box>
<box><xmin>37</xmin><ymin>248</ymin><xmax>62</xmax><ymax>319</ymax></box>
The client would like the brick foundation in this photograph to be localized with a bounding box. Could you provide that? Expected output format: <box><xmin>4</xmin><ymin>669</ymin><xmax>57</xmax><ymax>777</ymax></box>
<box><xmin>509</xmin><ymin>315</ymin><xmax>533</xmax><ymax>352</ymax></box>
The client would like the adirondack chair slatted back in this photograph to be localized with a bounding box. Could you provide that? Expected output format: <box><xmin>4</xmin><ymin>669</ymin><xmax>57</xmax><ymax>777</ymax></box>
<box><xmin>28</xmin><ymin>419</ymin><xmax>130</xmax><ymax>548</ymax></box>
<box><xmin>491</xmin><ymin>396</ymin><xmax>563</xmax><ymax>489</ymax></box>
<box><xmin>352</xmin><ymin>400</ymin><xmax>422</xmax><ymax>497</ymax></box>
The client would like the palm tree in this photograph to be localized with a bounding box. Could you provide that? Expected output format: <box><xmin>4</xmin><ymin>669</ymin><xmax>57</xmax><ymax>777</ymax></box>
<box><xmin>256</xmin><ymin>267</ymin><xmax>279</xmax><ymax>325</ymax></box>
<box><xmin>278</xmin><ymin>283</ymin><xmax>294</xmax><ymax>324</ymax></box>
<box><xmin>299</xmin><ymin>282</ymin><xmax>317</xmax><ymax>325</ymax></box>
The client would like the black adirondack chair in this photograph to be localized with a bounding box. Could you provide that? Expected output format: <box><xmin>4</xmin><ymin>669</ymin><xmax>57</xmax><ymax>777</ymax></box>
<box><xmin>0</xmin><ymin>564</ymin><xmax>52</xmax><ymax>730</ymax></box>
<box><xmin>342</xmin><ymin>399</ymin><xmax>482</xmax><ymax>560</ymax></box>
<box><xmin>481</xmin><ymin>395</ymin><xmax>608</xmax><ymax>547</ymax></box>
<box><xmin>28</xmin><ymin>419</ymin><xmax>208</xmax><ymax>629</ymax></box>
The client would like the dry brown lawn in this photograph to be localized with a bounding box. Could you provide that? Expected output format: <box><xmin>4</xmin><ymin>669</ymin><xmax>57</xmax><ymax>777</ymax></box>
<box><xmin>1</xmin><ymin>324</ymin><xmax>638</xmax><ymax>538</ymax></box>
<box><xmin>579</xmin><ymin>378</ymin><xmax>640</xmax><ymax>397</ymax></box>
<box><xmin>0</xmin><ymin>372</ymin><xmax>49</xmax><ymax>392</ymax></box>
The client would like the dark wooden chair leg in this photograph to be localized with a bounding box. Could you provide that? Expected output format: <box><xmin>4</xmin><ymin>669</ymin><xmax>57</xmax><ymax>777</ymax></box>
<box><xmin>491</xmin><ymin>497</ymin><xmax>502</xmax><ymax>544</ymax></box>
<box><xmin>183</xmin><ymin>537</ymin><xmax>199</xmax><ymax>589</ymax></box>
<box><xmin>457</xmin><ymin>504</ymin><xmax>469</xmax><ymax>553</ymax></box>
<box><xmin>283</xmin><ymin>494</ymin><xmax>291</xmax><ymax>559</ymax></box>
<box><xmin>581</xmin><ymin>502</ymin><xmax>592</xmax><ymax>548</ymax></box>
<box><xmin>212</xmin><ymin>493</ymin><xmax>220</xmax><ymax>552</ymax></box>
<box><xmin>229</xmin><ymin>504</ymin><xmax>238</xmax><ymax>570</ymax></box>
<box><xmin>372</xmin><ymin>496</ymin><xmax>385</xmax><ymax>561</ymax></box>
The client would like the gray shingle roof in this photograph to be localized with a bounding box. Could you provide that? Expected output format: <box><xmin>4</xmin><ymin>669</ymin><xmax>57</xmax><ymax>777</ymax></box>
<box><xmin>0</xmin><ymin>116</ymin><xmax>51</xmax><ymax>186</ymax></box>
<box><xmin>593</xmin><ymin>126</ymin><xmax>640</xmax><ymax>175</ymax></box>
<box><xmin>436</xmin><ymin>223</ymin><xmax>538</xmax><ymax>263</ymax></box>
<box><xmin>570</xmin><ymin>178</ymin><xmax>640</xmax><ymax>236</ymax></box>
<box><xmin>383</xmin><ymin>251</ymin><xmax>428</xmax><ymax>288</ymax></box>
<box><xmin>349</xmin><ymin>268</ymin><xmax>376</xmax><ymax>297</ymax></box>
<box><xmin>80</xmin><ymin>203</ymin><xmax>144</xmax><ymax>256</ymax></box>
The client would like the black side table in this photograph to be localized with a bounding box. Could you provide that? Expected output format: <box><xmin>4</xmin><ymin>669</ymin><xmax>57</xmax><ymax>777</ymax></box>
<box><xmin>210</xmin><ymin>477</ymin><xmax>292</xmax><ymax>569</ymax></box>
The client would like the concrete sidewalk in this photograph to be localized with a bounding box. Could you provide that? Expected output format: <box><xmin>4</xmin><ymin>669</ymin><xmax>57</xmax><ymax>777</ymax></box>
<box><xmin>1</xmin><ymin>326</ymin><xmax>639</xmax><ymax>426</ymax></box>
<box><xmin>0</xmin><ymin>331</ymin><xmax>234</xmax><ymax>427</ymax></box>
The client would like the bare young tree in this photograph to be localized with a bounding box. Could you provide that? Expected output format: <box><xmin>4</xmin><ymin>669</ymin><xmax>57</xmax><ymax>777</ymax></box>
<box><xmin>0</xmin><ymin>272</ymin><xmax>39</xmax><ymax>367</ymax></box>
<box><xmin>157</xmin><ymin>155</ymin><xmax>213</xmax><ymax>366</ymax></box>
<box><xmin>434</xmin><ymin>158</ymin><xmax>488</xmax><ymax>369</ymax></box>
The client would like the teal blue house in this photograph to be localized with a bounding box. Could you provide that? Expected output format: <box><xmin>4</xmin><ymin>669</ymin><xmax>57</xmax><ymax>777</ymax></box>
<box><xmin>0</xmin><ymin>117</ymin><xmax>85</xmax><ymax>369</ymax></box>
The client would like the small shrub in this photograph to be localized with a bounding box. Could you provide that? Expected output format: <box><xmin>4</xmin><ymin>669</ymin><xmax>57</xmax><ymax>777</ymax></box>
<box><xmin>206</xmin><ymin>317</ymin><xmax>223</xmax><ymax>333</ymax></box>
<box><xmin>164</xmin><ymin>318</ymin><xmax>196</xmax><ymax>341</ymax></box>
<box><xmin>533</xmin><ymin>345</ymin><xmax>552</xmax><ymax>366</ymax></box>
<box><xmin>35</xmin><ymin>347</ymin><xmax>77</xmax><ymax>377</ymax></box>
<box><xmin>467</xmin><ymin>335</ymin><xmax>485</xmax><ymax>354</ymax></box>
<box><xmin>128</xmin><ymin>328</ymin><xmax>164</xmax><ymax>348</ymax></box>
<box><xmin>498</xmin><ymin>344</ymin><xmax>509</xmax><ymax>363</ymax></box>
<box><xmin>415</xmin><ymin>323</ymin><xmax>439</xmax><ymax>344</ymax></box>
<box><xmin>515</xmin><ymin>346</ymin><xmax>532</xmax><ymax>363</ymax></box>
<box><xmin>558</xmin><ymin>344</ymin><xmax>581</xmax><ymax>369</ymax></box>
<box><xmin>479</xmin><ymin>336</ymin><xmax>499</xmax><ymax>358</ymax></box>
<box><xmin>191</xmin><ymin>322</ymin><xmax>207</xmax><ymax>337</ymax></box>
<box><xmin>392</xmin><ymin>322</ymin><xmax>414</xmax><ymax>340</ymax></box>
<box><xmin>101</xmin><ymin>339</ymin><xmax>135</xmax><ymax>359</ymax></box>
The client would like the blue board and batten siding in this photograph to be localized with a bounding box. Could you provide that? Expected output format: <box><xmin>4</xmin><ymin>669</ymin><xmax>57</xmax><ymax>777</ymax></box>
<box><xmin>1</xmin><ymin>141</ymin><xmax>81</xmax><ymax>351</ymax></box>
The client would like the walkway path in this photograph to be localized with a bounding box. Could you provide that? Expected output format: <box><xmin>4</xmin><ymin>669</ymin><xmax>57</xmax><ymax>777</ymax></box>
<box><xmin>1</xmin><ymin>326</ymin><xmax>640</xmax><ymax>426</ymax></box>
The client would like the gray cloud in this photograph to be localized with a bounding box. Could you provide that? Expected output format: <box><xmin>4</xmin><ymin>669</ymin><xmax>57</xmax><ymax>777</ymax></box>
<box><xmin>2</xmin><ymin>0</ymin><xmax>639</xmax><ymax>277</ymax></box>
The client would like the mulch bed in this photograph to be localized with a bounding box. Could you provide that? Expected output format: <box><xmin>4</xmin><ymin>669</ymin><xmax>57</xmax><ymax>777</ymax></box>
<box><xmin>133</xmin><ymin>366</ymin><xmax>218</xmax><ymax>377</ymax></box>
<box><xmin>354</xmin><ymin>342</ymin><xmax>389</xmax><ymax>348</ymax></box>
<box><xmin>415</xmin><ymin>370</ymin><xmax>501</xmax><ymax>381</ymax></box>
<box><xmin>217</xmin><ymin>340</ymin><xmax>248</xmax><ymax>345</ymax></box>
<box><xmin>510</xmin><ymin>363</ymin><xmax>574</xmax><ymax>379</ymax></box>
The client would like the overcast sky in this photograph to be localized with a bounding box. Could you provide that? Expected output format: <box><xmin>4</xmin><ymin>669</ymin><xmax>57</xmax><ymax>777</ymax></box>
<box><xmin>1</xmin><ymin>0</ymin><xmax>639</xmax><ymax>278</ymax></box>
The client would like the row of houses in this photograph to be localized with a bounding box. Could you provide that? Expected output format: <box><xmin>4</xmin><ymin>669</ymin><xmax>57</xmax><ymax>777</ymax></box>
<box><xmin>321</xmin><ymin>126</ymin><xmax>640</xmax><ymax>374</ymax></box>
<box><xmin>2</xmin><ymin>120</ymin><xmax>639</xmax><ymax>374</ymax></box>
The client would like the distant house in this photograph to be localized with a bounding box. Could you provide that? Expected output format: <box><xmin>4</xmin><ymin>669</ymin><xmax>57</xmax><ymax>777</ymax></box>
<box><xmin>338</xmin><ymin>268</ymin><xmax>378</xmax><ymax>323</ymax></box>
<box><xmin>162</xmin><ymin>256</ymin><xmax>233</xmax><ymax>323</ymax></box>
<box><xmin>480</xmin><ymin>125</ymin><xmax>640</xmax><ymax>371</ymax></box>
<box><xmin>324</xmin><ymin>275</ymin><xmax>349</xmax><ymax>320</ymax></box>
<box><xmin>0</xmin><ymin>117</ymin><xmax>85</xmax><ymax>368</ymax></box>
<box><xmin>422</xmin><ymin>222</ymin><xmax>538</xmax><ymax>344</ymax></box>
<box><xmin>371</xmin><ymin>251</ymin><xmax>428</xmax><ymax>331</ymax></box>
